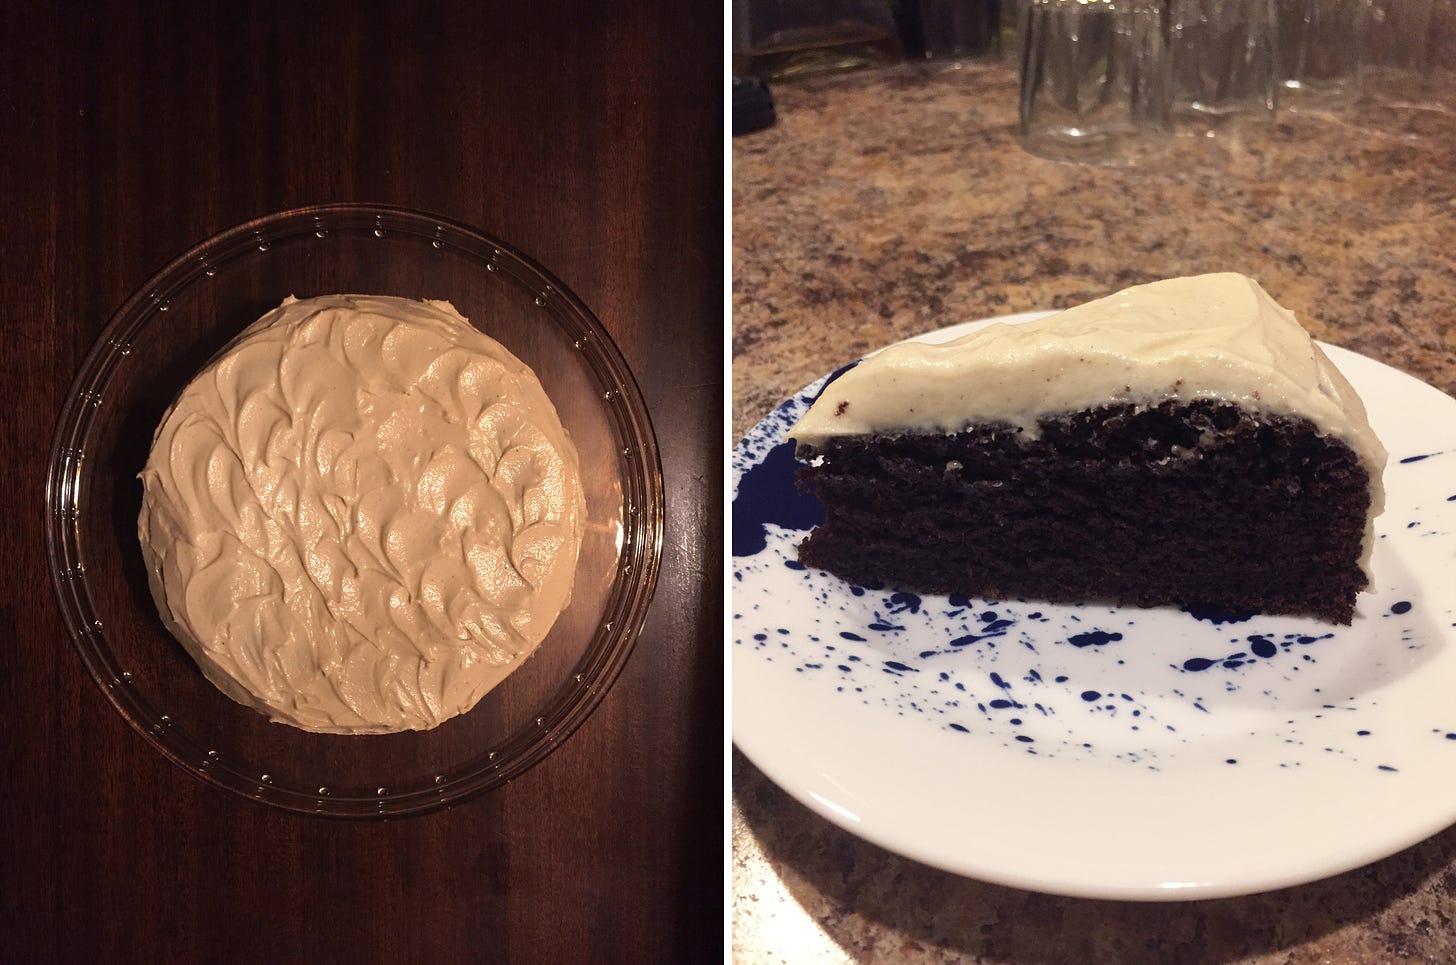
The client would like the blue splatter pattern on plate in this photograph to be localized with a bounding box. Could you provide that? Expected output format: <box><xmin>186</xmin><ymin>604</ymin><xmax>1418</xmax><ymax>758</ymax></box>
<box><xmin>733</xmin><ymin>323</ymin><xmax>1456</xmax><ymax>899</ymax></box>
<box><xmin>733</xmin><ymin>371</ymin><xmax>1456</xmax><ymax>775</ymax></box>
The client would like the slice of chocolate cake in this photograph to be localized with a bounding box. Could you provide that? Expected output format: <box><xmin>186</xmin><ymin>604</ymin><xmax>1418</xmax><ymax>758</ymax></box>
<box><xmin>790</xmin><ymin>274</ymin><xmax>1386</xmax><ymax>624</ymax></box>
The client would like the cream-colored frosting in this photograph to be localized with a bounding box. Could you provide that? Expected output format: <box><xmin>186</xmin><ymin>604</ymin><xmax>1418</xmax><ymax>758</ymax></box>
<box><xmin>791</xmin><ymin>273</ymin><xmax>1386</xmax><ymax>574</ymax></box>
<box><xmin>139</xmin><ymin>295</ymin><xmax>584</xmax><ymax>734</ymax></box>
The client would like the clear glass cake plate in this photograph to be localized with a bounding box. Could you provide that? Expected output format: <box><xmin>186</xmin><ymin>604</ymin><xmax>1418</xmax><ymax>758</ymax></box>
<box><xmin>47</xmin><ymin>203</ymin><xmax>664</xmax><ymax>817</ymax></box>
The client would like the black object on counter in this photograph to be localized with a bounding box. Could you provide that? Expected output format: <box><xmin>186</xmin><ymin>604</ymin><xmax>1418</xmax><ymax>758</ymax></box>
<box><xmin>733</xmin><ymin>77</ymin><xmax>777</xmax><ymax>136</ymax></box>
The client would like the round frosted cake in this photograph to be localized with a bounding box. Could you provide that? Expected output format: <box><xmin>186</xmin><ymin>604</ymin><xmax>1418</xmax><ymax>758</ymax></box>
<box><xmin>139</xmin><ymin>294</ymin><xmax>584</xmax><ymax>734</ymax></box>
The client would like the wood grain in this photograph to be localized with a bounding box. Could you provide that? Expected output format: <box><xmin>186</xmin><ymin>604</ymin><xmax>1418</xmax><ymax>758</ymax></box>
<box><xmin>0</xmin><ymin>2</ymin><xmax>723</xmax><ymax>962</ymax></box>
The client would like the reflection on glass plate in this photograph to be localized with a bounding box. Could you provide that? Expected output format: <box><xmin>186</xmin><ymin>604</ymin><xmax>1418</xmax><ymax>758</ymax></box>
<box><xmin>732</xmin><ymin>313</ymin><xmax>1456</xmax><ymax>900</ymax></box>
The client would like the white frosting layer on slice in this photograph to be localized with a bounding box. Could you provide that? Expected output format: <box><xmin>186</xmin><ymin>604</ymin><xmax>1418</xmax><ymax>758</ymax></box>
<box><xmin>791</xmin><ymin>273</ymin><xmax>1386</xmax><ymax>573</ymax></box>
<box><xmin>139</xmin><ymin>295</ymin><xmax>584</xmax><ymax>734</ymax></box>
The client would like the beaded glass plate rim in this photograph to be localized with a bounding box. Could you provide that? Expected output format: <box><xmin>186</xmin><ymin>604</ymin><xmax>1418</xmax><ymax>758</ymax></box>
<box><xmin>45</xmin><ymin>203</ymin><xmax>665</xmax><ymax>817</ymax></box>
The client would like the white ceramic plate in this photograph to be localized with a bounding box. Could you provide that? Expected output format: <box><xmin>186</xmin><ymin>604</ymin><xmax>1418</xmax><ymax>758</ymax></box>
<box><xmin>732</xmin><ymin>313</ymin><xmax>1456</xmax><ymax>900</ymax></box>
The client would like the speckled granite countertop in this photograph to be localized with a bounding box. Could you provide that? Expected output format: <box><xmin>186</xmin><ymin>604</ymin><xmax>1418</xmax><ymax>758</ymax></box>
<box><xmin>732</xmin><ymin>61</ymin><xmax>1456</xmax><ymax>964</ymax></box>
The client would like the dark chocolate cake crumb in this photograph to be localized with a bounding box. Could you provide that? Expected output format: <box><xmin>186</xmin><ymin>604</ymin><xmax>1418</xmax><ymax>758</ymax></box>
<box><xmin>795</xmin><ymin>401</ymin><xmax>1370</xmax><ymax>624</ymax></box>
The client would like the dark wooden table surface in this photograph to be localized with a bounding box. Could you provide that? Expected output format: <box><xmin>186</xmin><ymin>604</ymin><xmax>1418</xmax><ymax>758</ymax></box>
<box><xmin>0</xmin><ymin>3</ymin><xmax>722</xmax><ymax>962</ymax></box>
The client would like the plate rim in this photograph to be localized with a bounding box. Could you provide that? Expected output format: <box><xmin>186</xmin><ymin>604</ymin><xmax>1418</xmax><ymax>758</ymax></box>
<box><xmin>732</xmin><ymin>312</ymin><xmax>1456</xmax><ymax>899</ymax></box>
<box><xmin>46</xmin><ymin>202</ymin><xmax>665</xmax><ymax>818</ymax></box>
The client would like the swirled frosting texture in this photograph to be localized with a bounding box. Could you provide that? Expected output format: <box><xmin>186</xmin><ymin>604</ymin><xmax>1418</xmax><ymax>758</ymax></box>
<box><xmin>139</xmin><ymin>295</ymin><xmax>584</xmax><ymax>734</ymax></box>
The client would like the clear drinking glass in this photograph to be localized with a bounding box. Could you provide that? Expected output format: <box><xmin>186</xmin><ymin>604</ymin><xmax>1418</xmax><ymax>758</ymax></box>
<box><xmin>911</xmin><ymin>0</ymin><xmax>1001</xmax><ymax>59</ymax></box>
<box><xmin>1363</xmin><ymin>0</ymin><xmax>1436</xmax><ymax>102</ymax></box>
<box><xmin>1019</xmin><ymin>0</ymin><xmax>1172</xmax><ymax>165</ymax></box>
<box><xmin>1170</xmin><ymin>0</ymin><xmax>1278</xmax><ymax>135</ymax></box>
<box><xmin>737</xmin><ymin>0</ymin><xmax>902</xmax><ymax>80</ymax></box>
<box><xmin>1276</xmin><ymin>0</ymin><xmax>1365</xmax><ymax>110</ymax></box>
